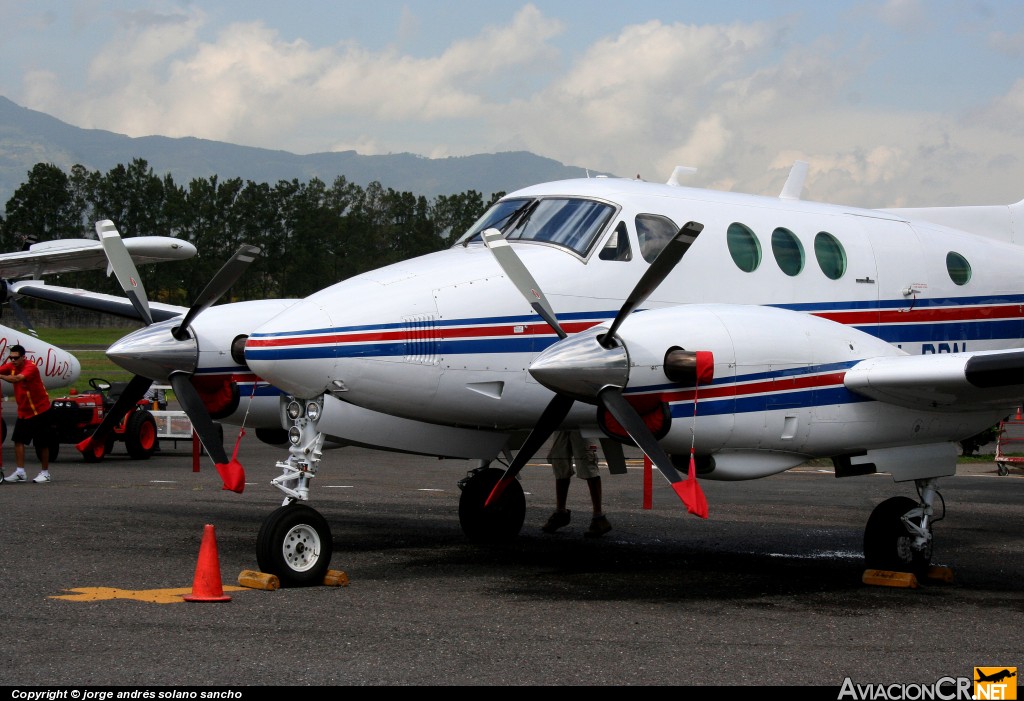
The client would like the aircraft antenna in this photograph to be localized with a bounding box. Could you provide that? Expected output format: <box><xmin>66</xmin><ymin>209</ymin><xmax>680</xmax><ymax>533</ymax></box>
<box><xmin>779</xmin><ymin>160</ymin><xmax>809</xmax><ymax>200</ymax></box>
<box><xmin>666</xmin><ymin>166</ymin><xmax>697</xmax><ymax>186</ymax></box>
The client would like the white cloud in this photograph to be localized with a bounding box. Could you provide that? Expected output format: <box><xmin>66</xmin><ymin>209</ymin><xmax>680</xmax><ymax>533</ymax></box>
<box><xmin>989</xmin><ymin>29</ymin><xmax>1024</xmax><ymax>57</ymax></box>
<box><xmin>14</xmin><ymin>3</ymin><xmax>1024</xmax><ymax>208</ymax></box>
<box><xmin>501</xmin><ymin>20</ymin><xmax>778</xmax><ymax>179</ymax></box>
<box><xmin>871</xmin><ymin>0</ymin><xmax>931</xmax><ymax>33</ymax></box>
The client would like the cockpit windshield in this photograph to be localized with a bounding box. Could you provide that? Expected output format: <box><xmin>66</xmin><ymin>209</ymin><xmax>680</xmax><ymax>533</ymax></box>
<box><xmin>456</xmin><ymin>197</ymin><xmax>616</xmax><ymax>257</ymax></box>
<box><xmin>457</xmin><ymin>198</ymin><xmax>533</xmax><ymax>245</ymax></box>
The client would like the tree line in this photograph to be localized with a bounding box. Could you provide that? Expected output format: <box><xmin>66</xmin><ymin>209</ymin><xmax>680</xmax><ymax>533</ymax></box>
<box><xmin>0</xmin><ymin>159</ymin><xmax>502</xmax><ymax>305</ymax></box>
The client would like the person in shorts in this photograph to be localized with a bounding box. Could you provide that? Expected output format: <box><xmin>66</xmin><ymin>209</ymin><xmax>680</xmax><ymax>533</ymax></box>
<box><xmin>541</xmin><ymin>430</ymin><xmax>611</xmax><ymax>537</ymax></box>
<box><xmin>0</xmin><ymin>344</ymin><xmax>54</xmax><ymax>483</ymax></box>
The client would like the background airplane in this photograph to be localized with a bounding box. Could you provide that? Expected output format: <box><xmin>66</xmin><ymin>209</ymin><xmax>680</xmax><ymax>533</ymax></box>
<box><xmin>18</xmin><ymin>169</ymin><xmax>1024</xmax><ymax>589</ymax></box>
<box><xmin>11</xmin><ymin>221</ymin><xmax>296</xmax><ymax>474</ymax></box>
<box><xmin>0</xmin><ymin>224</ymin><xmax>197</xmax><ymax>443</ymax></box>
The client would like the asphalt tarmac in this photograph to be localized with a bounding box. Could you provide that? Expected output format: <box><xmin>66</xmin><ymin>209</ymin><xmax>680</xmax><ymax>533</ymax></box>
<box><xmin>0</xmin><ymin>426</ymin><xmax>1021</xmax><ymax>688</ymax></box>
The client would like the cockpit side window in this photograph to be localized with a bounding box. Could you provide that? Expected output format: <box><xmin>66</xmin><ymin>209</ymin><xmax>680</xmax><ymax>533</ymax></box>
<box><xmin>506</xmin><ymin>198</ymin><xmax>615</xmax><ymax>256</ymax></box>
<box><xmin>635</xmin><ymin>214</ymin><xmax>680</xmax><ymax>263</ymax></box>
<box><xmin>599</xmin><ymin>221</ymin><xmax>633</xmax><ymax>261</ymax></box>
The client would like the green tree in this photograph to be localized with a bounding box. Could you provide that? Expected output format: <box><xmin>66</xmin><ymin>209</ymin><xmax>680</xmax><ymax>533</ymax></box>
<box><xmin>3</xmin><ymin>160</ymin><xmax>518</xmax><ymax>310</ymax></box>
<box><xmin>2</xmin><ymin>163</ymin><xmax>83</xmax><ymax>249</ymax></box>
<box><xmin>431</xmin><ymin>189</ymin><xmax>499</xmax><ymax>246</ymax></box>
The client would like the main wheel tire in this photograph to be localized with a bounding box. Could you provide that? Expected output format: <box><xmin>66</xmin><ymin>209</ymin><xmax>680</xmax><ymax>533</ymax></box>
<box><xmin>863</xmin><ymin>495</ymin><xmax>932</xmax><ymax>573</ymax></box>
<box><xmin>256</xmin><ymin>504</ymin><xmax>333</xmax><ymax>587</ymax></box>
<box><xmin>124</xmin><ymin>410</ymin><xmax>158</xmax><ymax>460</ymax></box>
<box><xmin>35</xmin><ymin>436</ymin><xmax>59</xmax><ymax>463</ymax></box>
<box><xmin>458</xmin><ymin>467</ymin><xmax>526</xmax><ymax>543</ymax></box>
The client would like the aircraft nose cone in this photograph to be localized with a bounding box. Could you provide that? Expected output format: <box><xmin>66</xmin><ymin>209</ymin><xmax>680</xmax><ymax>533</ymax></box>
<box><xmin>528</xmin><ymin>327</ymin><xmax>629</xmax><ymax>401</ymax></box>
<box><xmin>246</xmin><ymin>301</ymin><xmax>337</xmax><ymax>399</ymax></box>
<box><xmin>106</xmin><ymin>320</ymin><xmax>198</xmax><ymax>381</ymax></box>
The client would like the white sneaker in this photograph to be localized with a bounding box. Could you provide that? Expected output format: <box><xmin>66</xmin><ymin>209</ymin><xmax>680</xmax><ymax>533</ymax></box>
<box><xmin>4</xmin><ymin>472</ymin><xmax>26</xmax><ymax>483</ymax></box>
<box><xmin>32</xmin><ymin>473</ymin><xmax>52</xmax><ymax>484</ymax></box>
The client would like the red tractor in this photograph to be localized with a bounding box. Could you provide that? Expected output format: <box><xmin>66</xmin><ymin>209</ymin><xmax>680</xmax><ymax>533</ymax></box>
<box><xmin>41</xmin><ymin>378</ymin><xmax>159</xmax><ymax>462</ymax></box>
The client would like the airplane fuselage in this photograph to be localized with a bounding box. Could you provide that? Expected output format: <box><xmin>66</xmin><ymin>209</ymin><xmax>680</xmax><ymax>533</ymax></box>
<box><xmin>246</xmin><ymin>178</ymin><xmax>1024</xmax><ymax>478</ymax></box>
<box><xmin>0</xmin><ymin>324</ymin><xmax>80</xmax><ymax>390</ymax></box>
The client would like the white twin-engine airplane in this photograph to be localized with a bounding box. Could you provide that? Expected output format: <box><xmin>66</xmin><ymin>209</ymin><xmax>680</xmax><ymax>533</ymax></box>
<box><xmin>0</xmin><ymin>225</ymin><xmax>199</xmax><ymax>434</ymax></box>
<box><xmin>20</xmin><ymin>168</ymin><xmax>1024</xmax><ymax>587</ymax></box>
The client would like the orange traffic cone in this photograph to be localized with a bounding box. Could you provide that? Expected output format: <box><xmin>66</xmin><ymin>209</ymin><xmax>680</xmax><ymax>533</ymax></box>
<box><xmin>1016</xmin><ymin>406</ymin><xmax>1022</xmax><ymax>421</ymax></box>
<box><xmin>183</xmin><ymin>524</ymin><xmax>232</xmax><ymax>602</ymax></box>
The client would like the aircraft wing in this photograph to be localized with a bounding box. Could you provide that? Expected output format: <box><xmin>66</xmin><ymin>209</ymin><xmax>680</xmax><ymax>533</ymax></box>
<box><xmin>0</xmin><ymin>236</ymin><xmax>196</xmax><ymax>280</ymax></box>
<box><xmin>9</xmin><ymin>281</ymin><xmax>187</xmax><ymax>322</ymax></box>
<box><xmin>844</xmin><ymin>349</ymin><xmax>1024</xmax><ymax>413</ymax></box>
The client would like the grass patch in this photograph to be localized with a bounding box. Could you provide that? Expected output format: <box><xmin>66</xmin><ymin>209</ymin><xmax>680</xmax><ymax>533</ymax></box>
<box><xmin>34</xmin><ymin>326</ymin><xmax>142</xmax><ymax>347</ymax></box>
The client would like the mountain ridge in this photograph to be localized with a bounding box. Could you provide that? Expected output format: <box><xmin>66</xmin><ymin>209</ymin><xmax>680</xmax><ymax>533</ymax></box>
<box><xmin>0</xmin><ymin>95</ymin><xmax>610</xmax><ymax>205</ymax></box>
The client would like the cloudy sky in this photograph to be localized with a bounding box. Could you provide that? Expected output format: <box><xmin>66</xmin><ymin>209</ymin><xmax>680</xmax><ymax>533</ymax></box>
<box><xmin>2</xmin><ymin>0</ymin><xmax>1024</xmax><ymax>208</ymax></box>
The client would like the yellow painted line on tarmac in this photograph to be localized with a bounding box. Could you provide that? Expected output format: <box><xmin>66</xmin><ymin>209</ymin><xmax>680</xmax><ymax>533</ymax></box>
<box><xmin>49</xmin><ymin>586</ymin><xmax>247</xmax><ymax>604</ymax></box>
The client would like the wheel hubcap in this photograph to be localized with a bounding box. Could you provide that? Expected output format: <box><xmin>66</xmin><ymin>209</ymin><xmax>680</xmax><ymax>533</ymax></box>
<box><xmin>282</xmin><ymin>524</ymin><xmax>321</xmax><ymax>572</ymax></box>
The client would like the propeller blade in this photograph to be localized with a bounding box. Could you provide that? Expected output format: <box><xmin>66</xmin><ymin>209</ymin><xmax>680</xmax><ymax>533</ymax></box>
<box><xmin>173</xmin><ymin>244</ymin><xmax>261</xmax><ymax>341</ymax></box>
<box><xmin>481</xmin><ymin>228</ymin><xmax>567</xmax><ymax>339</ymax></box>
<box><xmin>598</xmin><ymin>387</ymin><xmax>683</xmax><ymax>485</ymax></box>
<box><xmin>485</xmin><ymin>393</ymin><xmax>575</xmax><ymax>507</ymax></box>
<box><xmin>598</xmin><ymin>387</ymin><xmax>708</xmax><ymax>517</ymax></box>
<box><xmin>76</xmin><ymin>374</ymin><xmax>153</xmax><ymax>456</ymax></box>
<box><xmin>169</xmin><ymin>372</ymin><xmax>245</xmax><ymax>493</ymax></box>
<box><xmin>168</xmin><ymin>372</ymin><xmax>228</xmax><ymax>464</ymax></box>
<box><xmin>8</xmin><ymin>297</ymin><xmax>37</xmax><ymax>337</ymax></box>
<box><xmin>97</xmin><ymin>220</ymin><xmax>153</xmax><ymax>326</ymax></box>
<box><xmin>602</xmin><ymin>221</ymin><xmax>703</xmax><ymax>346</ymax></box>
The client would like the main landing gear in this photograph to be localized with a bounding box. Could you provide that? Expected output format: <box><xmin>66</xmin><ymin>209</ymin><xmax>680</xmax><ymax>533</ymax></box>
<box><xmin>863</xmin><ymin>478</ymin><xmax>941</xmax><ymax>574</ymax></box>
<box><xmin>257</xmin><ymin>396</ymin><xmax>333</xmax><ymax>587</ymax></box>
<box><xmin>457</xmin><ymin>465</ymin><xmax>526</xmax><ymax>543</ymax></box>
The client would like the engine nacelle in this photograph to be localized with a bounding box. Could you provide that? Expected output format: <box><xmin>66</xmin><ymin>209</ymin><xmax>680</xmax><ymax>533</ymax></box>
<box><xmin>600</xmin><ymin>304</ymin><xmax>954</xmax><ymax>479</ymax></box>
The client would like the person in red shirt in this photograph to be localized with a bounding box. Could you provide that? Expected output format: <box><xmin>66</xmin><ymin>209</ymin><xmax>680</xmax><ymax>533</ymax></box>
<box><xmin>0</xmin><ymin>344</ymin><xmax>54</xmax><ymax>483</ymax></box>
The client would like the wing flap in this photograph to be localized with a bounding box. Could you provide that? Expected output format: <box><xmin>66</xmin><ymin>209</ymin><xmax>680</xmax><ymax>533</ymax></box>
<box><xmin>845</xmin><ymin>349</ymin><xmax>1024</xmax><ymax>412</ymax></box>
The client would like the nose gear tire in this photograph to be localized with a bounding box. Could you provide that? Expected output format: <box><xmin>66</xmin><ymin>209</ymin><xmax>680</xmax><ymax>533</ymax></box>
<box><xmin>256</xmin><ymin>503</ymin><xmax>333</xmax><ymax>587</ymax></box>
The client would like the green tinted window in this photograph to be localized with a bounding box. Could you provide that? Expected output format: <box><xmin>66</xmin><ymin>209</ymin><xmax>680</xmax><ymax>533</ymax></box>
<box><xmin>771</xmin><ymin>227</ymin><xmax>804</xmax><ymax>276</ymax></box>
<box><xmin>946</xmin><ymin>251</ymin><xmax>971</xmax><ymax>285</ymax></box>
<box><xmin>727</xmin><ymin>223</ymin><xmax>761</xmax><ymax>272</ymax></box>
<box><xmin>814</xmin><ymin>232</ymin><xmax>846</xmax><ymax>280</ymax></box>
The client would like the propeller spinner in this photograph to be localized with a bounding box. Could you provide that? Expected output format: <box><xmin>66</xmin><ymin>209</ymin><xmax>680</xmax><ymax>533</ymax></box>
<box><xmin>78</xmin><ymin>221</ymin><xmax>260</xmax><ymax>492</ymax></box>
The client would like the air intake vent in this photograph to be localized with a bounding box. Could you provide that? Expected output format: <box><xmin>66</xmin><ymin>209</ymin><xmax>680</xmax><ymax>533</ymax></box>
<box><xmin>403</xmin><ymin>314</ymin><xmax>438</xmax><ymax>364</ymax></box>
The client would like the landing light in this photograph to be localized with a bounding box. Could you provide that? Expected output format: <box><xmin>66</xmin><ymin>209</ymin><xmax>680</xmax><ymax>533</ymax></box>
<box><xmin>286</xmin><ymin>400</ymin><xmax>303</xmax><ymax>420</ymax></box>
<box><xmin>306</xmin><ymin>401</ymin><xmax>321</xmax><ymax>421</ymax></box>
<box><xmin>288</xmin><ymin>426</ymin><xmax>302</xmax><ymax>445</ymax></box>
